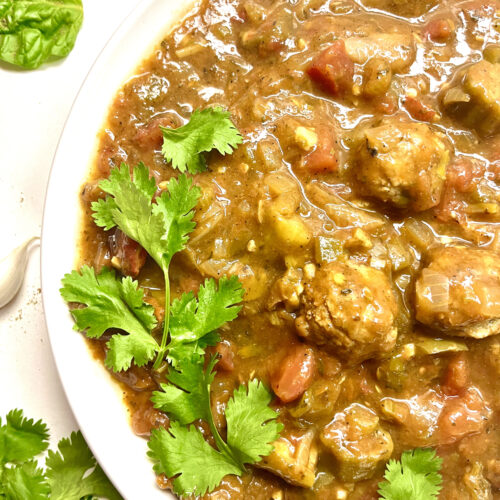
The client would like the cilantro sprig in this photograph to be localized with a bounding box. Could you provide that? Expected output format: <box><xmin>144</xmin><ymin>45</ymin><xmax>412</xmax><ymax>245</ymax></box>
<box><xmin>91</xmin><ymin>163</ymin><xmax>200</xmax><ymax>370</ymax></box>
<box><xmin>60</xmin><ymin>109</ymin><xmax>283</xmax><ymax>495</ymax></box>
<box><xmin>161</xmin><ymin>107</ymin><xmax>242</xmax><ymax>173</ymax></box>
<box><xmin>378</xmin><ymin>448</ymin><xmax>443</xmax><ymax>500</ymax></box>
<box><xmin>147</xmin><ymin>277</ymin><xmax>280</xmax><ymax>496</ymax></box>
<box><xmin>0</xmin><ymin>409</ymin><xmax>121</xmax><ymax>500</ymax></box>
<box><xmin>149</xmin><ymin>377</ymin><xmax>282</xmax><ymax>497</ymax></box>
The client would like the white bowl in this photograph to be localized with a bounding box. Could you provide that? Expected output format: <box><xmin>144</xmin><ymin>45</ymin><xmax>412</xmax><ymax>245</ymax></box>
<box><xmin>41</xmin><ymin>1</ymin><xmax>198</xmax><ymax>498</ymax></box>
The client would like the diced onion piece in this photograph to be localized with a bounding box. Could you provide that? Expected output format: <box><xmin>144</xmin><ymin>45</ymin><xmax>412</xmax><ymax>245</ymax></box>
<box><xmin>402</xmin><ymin>218</ymin><xmax>435</xmax><ymax>251</ymax></box>
<box><xmin>190</xmin><ymin>201</ymin><xmax>224</xmax><ymax>243</ymax></box>
<box><xmin>443</xmin><ymin>87</ymin><xmax>471</xmax><ymax>106</ymax></box>
<box><xmin>415</xmin><ymin>338</ymin><xmax>468</xmax><ymax>355</ymax></box>
<box><xmin>387</xmin><ymin>237</ymin><xmax>412</xmax><ymax>271</ymax></box>
<box><xmin>420</xmin><ymin>269</ymin><xmax>450</xmax><ymax>312</ymax></box>
<box><xmin>175</xmin><ymin>43</ymin><xmax>205</xmax><ymax>59</ymax></box>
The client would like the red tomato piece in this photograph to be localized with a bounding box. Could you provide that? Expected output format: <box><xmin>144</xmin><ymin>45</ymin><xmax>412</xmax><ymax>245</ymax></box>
<box><xmin>442</xmin><ymin>353</ymin><xmax>469</xmax><ymax>396</ymax></box>
<box><xmin>425</xmin><ymin>19</ymin><xmax>453</xmax><ymax>42</ymax></box>
<box><xmin>272</xmin><ymin>345</ymin><xmax>316</xmax><ymax>403</ymax></box>
<box><xmin>438</xmin><ymin>387</ymin><xmax>491</xmax><ymax>444</ymax></box>
<box><xmin>447</xmin><ymin>159</ymin><xmax>485</xmax><ymax>193</ymax></box>
<box><xmin>134</xmin><ymin>115</ymin><xmax>180</xmax><ymax>151</ymax></box>
<box><xmin>110</xmin><ymin>229</ymin><xmax>147</xmax><ymax>277</ymax></box>
<box><xmin>404</xmin><ymin>97</ymin><xmax>436</xmax><ymax>122</ymax></box>
<box><xmin>303</xmin><ymin>125</ymin><xmax>338</xmax><ymax>173</ymax></box>
<box><xmin>214</xmin><ymin>341</ymin><xmax>235</xmax><ymax>372</ymax></box>
<box><xmin>307</xmin><ymin>40</ymin><xmax>354</xmax><ymax>97</ymax></box>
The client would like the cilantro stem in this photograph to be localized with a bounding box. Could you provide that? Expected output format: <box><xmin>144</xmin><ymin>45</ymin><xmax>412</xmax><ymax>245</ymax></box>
<box><xmin>153</xmin><ymin>267</ymin><xmax>171</xmax><ymax>370</ymax></box>
<box><xmin>204</xmin><ymin>376</ymin><xmax>243</xmax><ymax>471</ymax></box>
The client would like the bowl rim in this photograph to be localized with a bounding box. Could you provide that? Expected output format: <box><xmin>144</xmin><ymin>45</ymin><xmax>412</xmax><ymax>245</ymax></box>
<box><xmin>41</xmin><ymin>0</ymin><xmax>198</xmax><ymax>498</ymax></box>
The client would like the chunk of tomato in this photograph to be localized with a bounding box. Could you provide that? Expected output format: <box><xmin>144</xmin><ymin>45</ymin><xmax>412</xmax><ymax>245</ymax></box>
<box><xmin>438</xmin><ymin>387</ymin><xmax>491</xmax><ymax>444</ymax></box>
<box><xmin>307</xmin><ymin>40</ymin><xmax>354</xmax><ymax>97</ymax></box>
<box><xmin>425</xmin><ymin>18</ymin><xmax>453</xmax><ymax>42</ymax></box>
<box><xmin>303</xmin><ymin>125</ymin><xmax>338</xmax><ymax>173</ymax></box>
<box><xmin>442</xmin><ymin>353</ymin><xmax>469</xmax><ymax>396</ymax></box>
<box><xmin>404</xmin><ymin>96</ymin><xmax>437</xmax><ymax>122</ymax></box>
<box><xmin>110</xmin><ymin>229</ymin><xmax>147</xmax><ymax>277</ymax></box>
<box><xmin>272</xmin><ymin>345</ymin><xmax>316</xmax><ymax>403</ymax></box>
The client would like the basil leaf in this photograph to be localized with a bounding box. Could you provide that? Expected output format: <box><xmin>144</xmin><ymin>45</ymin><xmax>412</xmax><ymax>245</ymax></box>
<box><xmin>0</xmin><ymin>0</ymin><xmax>84</xmax><ymax>69</ymax></box>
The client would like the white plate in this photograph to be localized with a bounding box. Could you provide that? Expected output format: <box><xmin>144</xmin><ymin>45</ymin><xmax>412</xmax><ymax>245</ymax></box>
<box><xmin>41</xmin><ymin>1</ymin><xmax>198</xmax><ymax>498</ymax></box>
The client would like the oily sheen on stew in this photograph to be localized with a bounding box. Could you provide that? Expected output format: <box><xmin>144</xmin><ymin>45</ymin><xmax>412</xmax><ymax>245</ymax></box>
<box><xmin>67</xmin><ymin>0</ymin><xmax>500</xmax><ymax>498</ymax></box>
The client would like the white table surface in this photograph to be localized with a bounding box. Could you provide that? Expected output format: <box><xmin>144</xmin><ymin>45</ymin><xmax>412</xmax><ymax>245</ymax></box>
<box><xmin>0</xmin><ymin>0</ymin><xmax>139</xmax><ymax>454</ymax></box>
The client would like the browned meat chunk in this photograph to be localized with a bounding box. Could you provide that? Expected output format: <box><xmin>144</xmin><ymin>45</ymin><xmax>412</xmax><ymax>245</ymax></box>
<box><xmin>442</xmin><ymin>60</ymin><xmax>500</xmax><ymax>136</ymax></box>
<box><xmin>296</xmin><ymin>261</ymin><xmax>398</xmax><ymax>363</ymax></box>
<box><xmin>258</xmin><ymin>429</ymin><xmax>318</xmax><ymax>487</ymax></box>
<box><xmin>355</xmin><ymin>120</ymin><xmax>449</xmax><ymax>211</ymax></box>
<box><xmin>321</xmin><ymin>403</ymin><xmax>393</xmax><ymax>482</ymax></box>
<box><xmin>381</xmin><ymin>387</ymin><xmax>491</xmax><ymax>447</ymax></box>
<box><xmin>415</xmin><ymin>246</ymin><xmax>500</xmax><ymax>338</ymax></box>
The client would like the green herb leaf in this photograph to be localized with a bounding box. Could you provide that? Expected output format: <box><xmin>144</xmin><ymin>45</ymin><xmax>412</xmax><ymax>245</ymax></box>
<box><xmin>0</xmin><ymin>409</ymin><xmax>49</xmax><ymax>465</ymax></box>
<box><xmin>148</xmin><ymin>378</ymin><xmax>281</xmax><ymax>496</ymax></box>
<box><xmin>161</xmin><ymin>107</ymin><xmax>243</xmax><ymax>173</ymax></box>
<box><xmin>225</xmin><ymin>379</ymin><xmax>284</xmax><ymax>465</ymax></box>
<box><xmin>378</xmin><ymin>448</ymin><xmax>443</xmax><ymax>500</ymax></box>
<box><xmin>0</xmin><ymin>409</ymin><xmax>121</xmax><ymax>500</ymax></box>
<box><xmin>148</xmin><ymin>422</ymin><xmax>242</xmax><ymax>497</ymax></box>
<box><xmin>46</xmin><ymin>431</ymin><xmax>122</xmax><ymax>500</ymax></box>
<box><xmin>60</xmin><ymin>266</ymin><xmax>159</xmax><ymax>371</ymax></box>
<box><xmin>167</xmin><ymin>276</ymin><xmax>244</xmax><ymax>366</ymax></box>
<box><xmin>1</xmin><ymin>461</ymin><xmax>50</xmax><ymax>500</ymax></box>
<box><xmin>92</xmin><ymin>163</ymin><xmax>199</xmax><ymax>271</ymax></box>
<box><xmin>91</xmin><ymin>163</ymin><xmax>201</xmax><ymax>370</ymax></box>
<box><xmin>0</xmin><ymin>0</ymin><xmax>84</xmax><ymax>69</ymax></box>
<box><xmin>91</xmin><ymin>197</ymin><xmax>118</xmax><ymax>231</ymax></box>
<box><xmin>152</xmin><ymin>174</ymin><xmax>201</xmax><ymax>261</ymax></box>
<box><xmin>151</xmin><ymin>355</ymin><xmax>217</xmax><ymax>425</ymax></box>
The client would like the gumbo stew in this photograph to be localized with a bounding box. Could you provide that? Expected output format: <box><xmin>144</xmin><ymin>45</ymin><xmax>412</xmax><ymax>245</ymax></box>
<box><xmin>71</xmin><ymin>0</ymin><xmax>500</xmax><ymax>497</ymax></box>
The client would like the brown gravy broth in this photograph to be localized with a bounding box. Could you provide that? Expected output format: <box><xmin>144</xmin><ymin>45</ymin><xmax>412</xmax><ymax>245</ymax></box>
<box><xmin>78</xmin><ymin>0</ymin><xmax>500</xmax><ymax>497</ymax></box>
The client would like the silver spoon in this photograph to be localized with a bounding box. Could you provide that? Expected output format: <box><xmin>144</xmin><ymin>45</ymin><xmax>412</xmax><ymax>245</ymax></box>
<box><xmin>0</xmin><ymin>236</ymin><xmax>40</xmax><ymax>309</ymax></box>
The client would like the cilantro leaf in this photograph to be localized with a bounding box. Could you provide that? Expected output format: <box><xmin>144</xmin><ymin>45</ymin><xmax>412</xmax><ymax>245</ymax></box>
<box><xmin>167</xmin><ymin>276</ymin><xmax>244</xmax><ymax>365</ymax></box>
<box><xmin>1</xmin><ymin>461</ymin><xmax>50</xmax><ymax>500</ymax></box>
<box><xmin>378</xmin><ymin>448</ymin><xmax>443</xmax><ymax>500</ymax></box>
<box><xmin>0</xmin><ymin>409</ymin><xmax>49</xmax><ymax>465</ymax></box>
<box><xmin>0</xmin><ymin>409</ymin><xmax>120</xmax><ymax>500</ymax></box>
<box><xmin>152</xmin><ymin>174</ymin><xmax>201</xmax><ymax>260</ymax></box>
<box><xmin>148</xmin><ymin>422</ymin><xmax>242</xmax><ymax>497</ymax></box>
<box><xmin>45</xmin><ymin>431</ymin><xmax>122</xmax><ymax>500</ymax></box>
<box><xmin>90</xmin><ymin>163</ymin><xmax>201</xmax><ymax>370</ymax></box>
<box><xmin>60</xmin><ymin>266</ymin><xmax>158</xmax><ymax>371</ymax></box>
<box><xmin>161</xmin><ymin>107</ymin><xmax>243</xmax><ymax>173</ymax></box>
<box><xmin>92</xmin><ymin>163</ymin><xmax>199</xmax><ymax>270</ymax></box>
<box><xmin>91</xmin><ymin>162</ymin><xmax>156</xmax><ymax>232</ymax></box>
<box><xmin>151</xmin><ymin>355</ymin><xmax>217</xmax><ymax>425</ymax></box>
<box><xmin>91</xmin><ymin>197</ymin><xmax>117</xmax><ymax>230</ymax></box>
<box><xmin>225</xmin><ymin>380</ymin><xmax>283</xmax><ymax>465</ymax></box>
<box><xmin>91</xmin><ymin>163</ymin><xmax>166</xmax><ymax>267</ymax></box>
<box><xmin>148</xmin><ymin>377</ymin><xmax>282</xmax><ymax>496</ymax></box>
